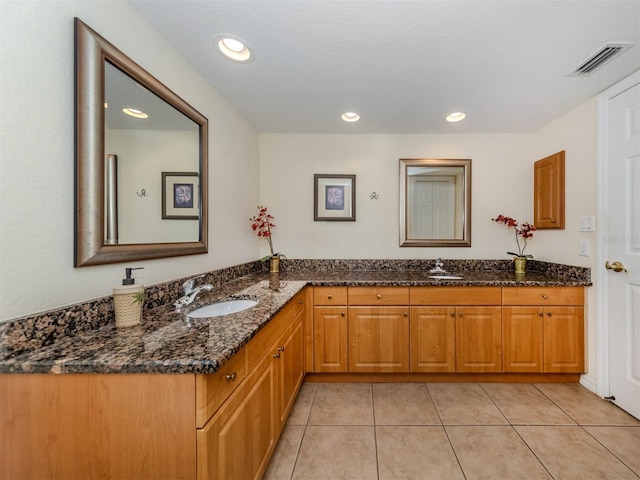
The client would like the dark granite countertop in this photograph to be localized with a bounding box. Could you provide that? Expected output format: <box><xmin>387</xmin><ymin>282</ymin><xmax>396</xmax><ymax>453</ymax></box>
<box><xmin>0</xmin><ymin>267</ymin><xmax>590</xmax><ymax>375</ymax></box>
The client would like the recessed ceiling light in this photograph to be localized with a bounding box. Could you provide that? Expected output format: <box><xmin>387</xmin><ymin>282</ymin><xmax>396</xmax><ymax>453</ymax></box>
<box><xmin>216</xmin><ymin>35</ymin><xmax>252</xmax><ymax>62</ymax></box>
<box><xmin>446</xmin><ymin>112</ymin><xmax>466</xmax><ymax>122</ymax></box>
<box><xmin>341</xmin><ymin>111</ymin><xmax>360</xmax><ymax>122</ymax></box>
<box><xmin>122</xmin><ymin>108</ymin><xmax>148</xmax><ymax>119</ymax></box>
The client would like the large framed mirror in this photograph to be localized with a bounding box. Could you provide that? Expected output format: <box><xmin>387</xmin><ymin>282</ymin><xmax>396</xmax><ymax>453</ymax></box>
<box><xmin>399</xmin><ymin>158</ymin><xmax>471</xmax><ymax>247</ymax></box>
<box><xmin>74</xmin><ymin>18</ymin><xmax>208</xmax><ymax>266</ymax></box>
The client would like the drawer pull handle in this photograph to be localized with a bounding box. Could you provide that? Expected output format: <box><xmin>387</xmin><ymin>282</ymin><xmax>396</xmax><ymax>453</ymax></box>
<box><xmin>225</xmin><ymin>372</ymin><xmax>237</xmax><ymax>382</ymax></box>
<box><xmin>328</xmin><ymin>294</ymin><xmax>333</xmax><ymax>299</ymax></box>
<box><xmin>377</xmin><ymin>294</ymin><xmax>382</xmax><ymax>299</ymax></box>
<box><xmin>273</xmin><ymin>352</ymin><xmax>281</xmax><ymax>359</ymax></box>
<box><xmin>278</xmin><ymin>346</ymin><xmax>285</xmax><ymax>352</ymax></box>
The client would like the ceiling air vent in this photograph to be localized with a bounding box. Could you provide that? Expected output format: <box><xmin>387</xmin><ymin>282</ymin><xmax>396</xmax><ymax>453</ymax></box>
<box><xmin>567</xmin><ymin>42</ymin><xmax>634</xmax><ymax>77</ymax></box>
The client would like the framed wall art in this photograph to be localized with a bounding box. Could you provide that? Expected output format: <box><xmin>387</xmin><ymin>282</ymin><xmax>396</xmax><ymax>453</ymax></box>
<box><xmin>314</xmin><ymin>174</ymin><xmax>356</xmax><ymax>221</ymax></box>
<box><xmin>161</xmin><ymin>171</ymin><xmax>199</xmax><ymax>220</ymax></box>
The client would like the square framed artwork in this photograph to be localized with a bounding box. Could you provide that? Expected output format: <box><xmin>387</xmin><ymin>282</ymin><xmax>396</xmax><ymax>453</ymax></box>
<box><xmin>314</xmin><ymin>174</ymin><xmax>356</xmax><ymax>221</ymax></box>
<box><xmin>161</xmin><ymin>172</ymin><xmax>199</xmax><ymax>220</ymax></box>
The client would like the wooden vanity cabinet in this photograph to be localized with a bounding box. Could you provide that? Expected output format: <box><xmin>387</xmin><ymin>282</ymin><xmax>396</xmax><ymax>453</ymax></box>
<box><xmin>502</xmin><ymin>287</ymin><xmax>585</xmax><ymax>373</ymax></box>
<box><xmin>347</xmin><ymin>287</ymin><xmax>410</xmax><ymax>372</ymax></box>
<box><xmin>312</xmin><ymin>286</ymin><xmax>349</xmax><ymax>372</ymax></box>
<box><xmin>410</xmin><ymin>287</ymin><xmax>502</xmax><ymax>373</ymax></box>
<box><xmin>197</xmin><ymin>289</ymin><xmax>306</xmax><ymax>480</ymax></box>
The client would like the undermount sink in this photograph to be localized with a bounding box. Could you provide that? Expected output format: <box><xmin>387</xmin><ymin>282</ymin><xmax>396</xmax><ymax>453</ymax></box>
<box><xmin>187</xmin><ymin>299</ymin><xmax>258</xmax><ymax>318</ymax></box>
<box><xmin>428</xmin><ymin>275</ymin><xmax>464</xmax><ymax>280</ymax></box>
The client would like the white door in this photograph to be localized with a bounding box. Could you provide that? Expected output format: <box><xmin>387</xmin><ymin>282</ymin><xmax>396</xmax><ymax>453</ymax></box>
<box><xmin>605</xmin><ymin>78</ymin><xmax>640</xmax><ymax>419</ymax></box>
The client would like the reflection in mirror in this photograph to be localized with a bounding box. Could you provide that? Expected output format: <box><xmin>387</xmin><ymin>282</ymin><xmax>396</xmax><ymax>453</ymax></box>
<box><xmin>75</xmin><ymin>18</ymin><xmax>208</xmax><ymax>266</ymax></box>
<box><xmin>399</xmin><ymin>158</ymin><xmax>471</xmax><ymax>247</ymax></box>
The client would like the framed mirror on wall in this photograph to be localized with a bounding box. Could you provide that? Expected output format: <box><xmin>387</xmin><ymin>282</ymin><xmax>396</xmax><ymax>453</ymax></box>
<box><xmin>74</xmin><ymin>18</ymin><xmax>208</xmax><ymax>267</ymax></box>
<box><xmin>399</xmin><ymin>158</ymin><xmax>471</xmax><ymax>247</ymax></box>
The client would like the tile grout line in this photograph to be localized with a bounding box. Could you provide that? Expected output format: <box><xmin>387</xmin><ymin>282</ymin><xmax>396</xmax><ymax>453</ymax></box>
<box><xmin>371</xmin><ymin>383</ymin><xmax>380</xmax><ymax>480</ymax></box>
<box><xmin>288</xmin><ymin>383</ymin><xmax>319</xmax><ymax>480</ymax></box>
<box><xmin>425</xmin><ymin>383</ymin><xmax>468</xmax><ymax>480</ymax></box>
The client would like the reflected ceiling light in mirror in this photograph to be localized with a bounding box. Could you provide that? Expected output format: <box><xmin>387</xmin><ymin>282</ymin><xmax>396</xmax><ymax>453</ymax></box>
<box><xmin>446</xmin><ymin>111</ymin><xmax>466</xmax><ymax>122</ymax></box>
<box><xmin>216</xmin><ymin>35</ymin><xmax>252</xmax><ymax>62</ymax></box>
<box><xmin>122</xmin><ymin>107</ymin><xmax>148</xmax><ymax>119</ymax></box>
<box><xmin>341</xmin><ymin>111</ymin><xmax>360</xmax><ymax>122</ymax></box>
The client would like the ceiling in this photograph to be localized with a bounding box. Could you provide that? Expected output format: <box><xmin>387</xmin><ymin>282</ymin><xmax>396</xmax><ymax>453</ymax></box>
<box><xmin>128</xmin><ymin>0</ymin><xmax>640</xmax><ymax>134</ymax></box>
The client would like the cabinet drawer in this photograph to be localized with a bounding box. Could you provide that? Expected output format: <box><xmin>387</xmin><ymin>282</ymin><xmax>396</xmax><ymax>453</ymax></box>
<box><xmin>502</xmin><ymin>287</ymin><xmax>584</xmax><ymax>306</ymax></box>
<box><xmin>195</xmin><ymin>347</ymin><xmax>246</xmax><ymax>428</ymax></box>
<box><xmin>313</xmin><ymin>286</ymin><xmax>348</xmax><ymax>305</ymax></box>
<box><xmin>410</xmin><ymin>287</ymin><xmax>501</xmax><ymax>305</ymax></box>
<box><xmin>348</xmin><ymin>286</ymin><xmax>409</xmax><ymax>305</ymax></box>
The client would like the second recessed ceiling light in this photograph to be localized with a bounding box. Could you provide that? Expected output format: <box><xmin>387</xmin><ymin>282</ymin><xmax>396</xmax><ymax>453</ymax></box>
<box><xmin>446</xmin><ymin>112</ymin><xmax>466</xmax><ymax>122</ymax></box>
<box><xmin>341</xmin><ymin>111</ymin><xmax>360</xmax><ymax>122</ymax></box>
<box><xmin>217</xmin><ymin>36</ymin><xmax>252</xmax><ymax>62</ymax></box>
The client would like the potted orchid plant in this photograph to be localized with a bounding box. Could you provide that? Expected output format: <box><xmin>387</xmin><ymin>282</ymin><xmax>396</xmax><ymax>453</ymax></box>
<box><xmin>492</xmin><ymin>214</ymin><xmax>536</xmax><ymax>274</ymax></box>
<box><xmin>250</xmin><ymin>205</ymin><xmax>283</xmax><ymax>272</ymax></box>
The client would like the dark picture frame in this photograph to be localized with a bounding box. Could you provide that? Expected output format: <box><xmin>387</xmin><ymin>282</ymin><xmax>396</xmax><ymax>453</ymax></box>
<box><xmin>314</xmin><ymin>174</ymin><xmax>356</xmax><ymax>221</ymax></box>
<box><xmin>161</xmin><ymin>171</ymin><xmax>199</xmax><ymax>220</ymax></box>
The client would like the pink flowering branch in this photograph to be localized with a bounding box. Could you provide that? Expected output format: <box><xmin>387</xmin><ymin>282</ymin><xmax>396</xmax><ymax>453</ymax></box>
<box><xmin>492</xmin><ymin>214</ymin><xmax>536</xmax><ymax>258</ymax></box>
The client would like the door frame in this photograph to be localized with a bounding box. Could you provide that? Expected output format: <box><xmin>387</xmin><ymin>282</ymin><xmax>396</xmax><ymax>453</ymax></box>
<box><xmin>595</xmin><ymin>69</ymin><xmax>640</xmax><ymax>398</ymax></box>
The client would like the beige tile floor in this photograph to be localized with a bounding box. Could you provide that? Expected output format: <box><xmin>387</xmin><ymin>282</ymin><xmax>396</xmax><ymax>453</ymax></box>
<box><xmin>264</xmin><ymin>382</ymin><xmax>640</xmax><ymax>480</ymax></box>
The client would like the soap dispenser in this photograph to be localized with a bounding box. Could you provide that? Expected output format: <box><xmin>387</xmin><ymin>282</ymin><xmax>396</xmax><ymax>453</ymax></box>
<box><xmin>113</xmin><ymin>267</ymin><xmax>144</xmax><ymax>328</ymax></box>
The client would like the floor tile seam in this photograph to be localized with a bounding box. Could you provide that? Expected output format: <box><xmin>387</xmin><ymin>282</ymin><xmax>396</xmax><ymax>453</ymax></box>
<box><xmin>478</xmin><ymin>383</ymin><xmax>512</xmax><ymax>425</ymax></box>
<box><xmin>424</xmin><ymin>383</ymin><xmax>447</xmax><ymax>426</ymax></box>
<box><xmin>509</xmin><ymin>424</ymin><xmax>557</xmax><ymax>480</ymax></box>
<box><xmin>290</xmin><ymin>383</ymin><xmax>318</xmax><ymax>480</ymax></box>
<box><xmin>532</xmin><ymin>383</ymin><xmax>583</xmax><ymax>424</ymax></box>
<box><xmin>439</xmin><ymin>421</ymin><xmax>469</xmax><ymax>480</ymax></box>
<box><xmin>578</xmin><ymin>424</ymin><xmax>640</xmax><ymax>478</ymax></box>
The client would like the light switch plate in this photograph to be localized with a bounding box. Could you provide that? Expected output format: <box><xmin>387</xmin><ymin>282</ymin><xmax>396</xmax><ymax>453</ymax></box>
<box><xmin>579</xmin><ymin>239</ymin><xmax>590</xmax><ymax>257</ymax></box>
<box><xmin>579</xmin><ymin>215</ymin><xmax>595</xmax><ymax>232</ymax></box>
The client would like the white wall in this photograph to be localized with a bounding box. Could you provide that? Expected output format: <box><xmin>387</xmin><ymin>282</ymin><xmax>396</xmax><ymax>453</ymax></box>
<box><xmin>532</xmin><ymin>98</ymin><xmax>599</xmax><ymax>386</ymax></box>
<box><xmin>0</xmin><ymin>0</ymin><xmax>260</xmax><ymax>321</ymax></box>
<box><xmin>259</xmin><ymin>133</ymin><xmax>535</xmax><ymax>260</ymax></box>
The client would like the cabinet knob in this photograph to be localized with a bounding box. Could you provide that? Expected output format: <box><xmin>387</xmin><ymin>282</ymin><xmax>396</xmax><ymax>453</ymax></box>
<box><xmin>341</xmin><ymin>311</ymin><xmax>346</xmax><ymax>316</ymax></box>
<box><xmin>404</xmin><ymin>312</ymin><xmax>408</xmax><ymax>317</ymax></box>
<box><xmin>377</xmin><ymin>294</ymin><xmax>382</xmax><ymax>299</ymax></box>
<box><xmin>546</xmin><ymin>312</ymin><xmax>552</xmax><ymax>317</ymax></box>
<box><xmin>298</xmin><ymin>300</ymin><xmax>304</xmax><ymax>304</ymax></box>
<box><xmin>538</xmin><ymin>312</ymin><xmax>544</xmax><ymax>317</ymax></box>
<box><xmin>450</xmin><ymin>312</ymin><xmax>455</xmax><ymax>317</ymax></box>
<box><xmin>278</xmin><ymin>346</ymin><xmax>285</xmax><ymax>352</ymax></box>
<box><xmin>328</xmin><ymin>294</ymin><xmax>332</xmax><ymax>299</ymax></box>
<box><xmin>542</xmin><ymin>294</ymin><xmax>548</xmax><ymax>299</ymax></box>
<box><xmin>225</xmin><ymin>372</ymin><xmax>237</xmax><ymax>382</ymax></box>
<box><xmin>273</xmin><ymin>352</ymin><xmax>281</xmax><ymax>359</ymax></box>
<box><xmin>459</xmin><ymin>313</ymin><xmax>463</xmax><ymax>317</ymax></box>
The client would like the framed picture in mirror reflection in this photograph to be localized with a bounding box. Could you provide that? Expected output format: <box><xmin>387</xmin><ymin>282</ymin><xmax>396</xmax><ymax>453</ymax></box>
<box><xmin>162</xmin><ymin>172</ymin><xmax>199</xmax><ymax>220</ymax></box>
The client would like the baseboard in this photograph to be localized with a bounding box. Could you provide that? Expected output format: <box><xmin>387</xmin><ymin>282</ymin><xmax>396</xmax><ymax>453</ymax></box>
<box><xmin>579</xmin><ymin>373</ymin><xmax>598</xmax><ymax>394</ymax></box>
<box><xmin>304</xmin><ymin>372</ymin><xmax>581</xmax><ymax>383</ymax></box>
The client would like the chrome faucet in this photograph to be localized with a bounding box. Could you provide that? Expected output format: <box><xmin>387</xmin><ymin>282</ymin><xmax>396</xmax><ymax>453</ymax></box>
<box><xmin>174</xmin><ymin>275</ymin><xmax>213</xmax><ymax>310</ymax></box>
<box><xmin>429</xmin><ymin>258</ymin><xmax>447</xmax><ymax>274</ymax></box>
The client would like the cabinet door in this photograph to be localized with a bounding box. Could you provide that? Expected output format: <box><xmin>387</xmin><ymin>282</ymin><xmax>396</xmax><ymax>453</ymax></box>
<box><xmin>276</xmin><ymin>318</ymin><xmax>305</xmax><ymax>429</ymax></box>
<box><xmin>534</xmin><ymin>151</ymin><xmax>565</xmax><ymax>229</ymax></box>
<box><xmin>543</xmin><ymin>306</ymin><xmax>585</xmax><ymax>373</ymax></box>
<box><xmin>348</xmin><ymin>307</ymin><xmax>409</xmax><ymax>372</ymax></box>
<box><xmin>409</xmin><ymin>306</ymin><xmax>456</xmax><ymax>372</ymax></box>
<box><xmin>455</xmin><ymin>306</ymin><xmax>502</xmax><ymax>372</ymax></box>
<box><xmin>503</xmin><ymin>307</ymin><xmax>543</xmax><ymax>372</ymax></box>
<box><xmin>197</xmin><ymin>352</ymin><xmax>277</xmax><ymax>480</ymax></box>
<box><xmin>313</xmin><ymin>306</ymin><xmax>348</xmax><ymax>372</ymax></box>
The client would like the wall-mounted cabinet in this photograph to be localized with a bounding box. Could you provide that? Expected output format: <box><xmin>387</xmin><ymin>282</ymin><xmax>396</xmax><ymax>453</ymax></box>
<box><xmin>534</xmin><ymin>150</ymin><xmax>565</xmax><ymax>229</ymax></box>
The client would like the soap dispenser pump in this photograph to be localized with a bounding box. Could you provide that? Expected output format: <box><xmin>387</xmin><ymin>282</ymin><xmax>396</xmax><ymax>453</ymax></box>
<box><xmin>113</xmin><ymin>267</ymin><xmax>145</xmax><ymax>328</ymax></box>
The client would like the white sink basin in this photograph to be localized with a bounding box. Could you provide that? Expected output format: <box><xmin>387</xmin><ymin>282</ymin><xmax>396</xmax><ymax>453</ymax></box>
<box><xmin>428</xmin><ymin>275</ymin><xmax>464</xmax><ymax>280</ymax></box>
<box><xmin>187</xmin><ymin>299</ymin><xmax>258</xmax><ymax>318</ymax></box>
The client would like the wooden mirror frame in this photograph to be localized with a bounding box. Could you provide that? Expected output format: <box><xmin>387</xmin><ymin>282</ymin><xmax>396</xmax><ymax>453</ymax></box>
<box><xmin>399</xmin><ymin>158</ymin><xmax>472</xmax><ymax>247</ymax></box>
<box><xmin>74</xmin><ymin>18</ymin><xmax>208</xmax><ymax>266</ymax></box>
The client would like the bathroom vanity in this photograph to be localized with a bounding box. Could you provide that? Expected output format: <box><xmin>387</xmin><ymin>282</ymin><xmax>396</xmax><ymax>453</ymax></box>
<box><xmin>0</xmin><ymin>262</ymin><xmax>590</xmax><ymax>479</ymax></box>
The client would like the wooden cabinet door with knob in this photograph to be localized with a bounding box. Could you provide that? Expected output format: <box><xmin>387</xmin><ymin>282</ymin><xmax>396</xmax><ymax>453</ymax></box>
<box><xmin>534</xmin><ymin>150</ymin><xmax>565</xmax><ymax>229</ymax></box>
<box><xmin>455</xmin><ymin>306</ymin><xmax>503</xmax><ymax>372</ymax></box>
<box><xmin>313</xmin><ymin>286</ymin><xmax>349</xmax><ymax>372</ymax></box>
<box><xmin>409</xmin><ymin>306</ymin><xmax>456</xmax><ymax>372</ymax></box>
